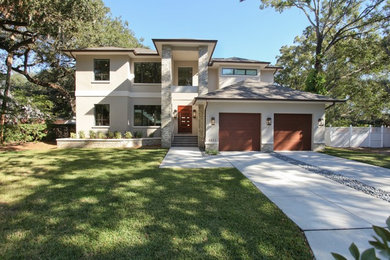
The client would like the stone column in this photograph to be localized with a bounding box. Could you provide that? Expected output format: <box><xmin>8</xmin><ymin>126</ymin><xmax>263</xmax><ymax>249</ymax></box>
<box><xmin>198</xmin><ymin>46</ymin><xmax>208</xmax><ymax>148</ymax></box>
<box><xmin>161</xmin><ymin>45</ymin><xmax>173</xmax><ymax>148</ymax></box>
<box><xmin>198</xmin><ymin>46</ymin><xmax>208</xmax><ymax>96</ymax></box>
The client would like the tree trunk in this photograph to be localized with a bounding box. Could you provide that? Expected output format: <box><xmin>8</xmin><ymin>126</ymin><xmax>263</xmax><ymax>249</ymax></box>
<box><xmin>314</xmin><ymin>34</ymin><xmax>324</xmax><ymax>73</ymax></box>
<box><xmin>0</xmin><ymin>52</ymin><xmax>13</xmax><ymax>144</ymax></box>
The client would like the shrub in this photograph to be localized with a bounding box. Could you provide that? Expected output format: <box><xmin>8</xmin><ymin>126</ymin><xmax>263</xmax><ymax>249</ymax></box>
<box><xmin>97</xmin><ymin>132</ymin><xmax>106</xmax><ymax>139</ymax></box>
<box><xmin>4</xmin><ymin>124</ymin><xmax>47</xmax><ymax>143</ymax></box>
<box><xmin>70</xmin><ymin>133</ymin><xmax>76</xmax><ymax>139</ymax></box>
<box><xmin>134</xmin><ymin>131</ymin><xmax>142</xmax><ymax>138</ymax></box>
<box><xmin>206</xmin><ymin>149</ymin><xmax>218</xmax><ymax>155</ymax></box>
<box><xmin>114</xmin><ymin>131</ymin><xmax>122</xmax><ymax>139</ymax></box>
<box><xmin>148</xmin><ymin>132</ymin><xmax>154</xmax><ymax>138</ymax></box>
<box><xmin>124</xmin><ymin>131</ymin><xmax>133</xmax><ymax>139</ymax></box>
<box><xmin>89</xmin><ymin>130</ymin><xmax>96</xmax><ymax>139</ymax></box>
<box><xmin>78</xmin><ymin>131</ymin><xmax>86</xmax><ymax>139</ymax></box>
<box><xmin>332</xmin><ymin>216</ymin><xmax>390</xmax><ymax>260</ymax></box>
<box><xmin>107</xmin><ymin>130</ymin><xmax>114</xmax><ymax>139</ymax></box>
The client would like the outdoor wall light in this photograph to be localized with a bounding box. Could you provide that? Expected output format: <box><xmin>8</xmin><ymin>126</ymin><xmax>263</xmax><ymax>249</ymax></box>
<box><xmin>211</xmin><ymin>117</ymin><xmax>216</xmax><ymax>125</ymax></box>
<box><xmin>266</xmin><ymin>117</ymin><xmax>272</xmax><ymax>126</ymax></box>
<box><xmin>173</xmin><ymin>109</ymin><xmax>177</xmax><ymax>119</ymax></box>
<box><xmin>192</xmin><ymin>109</ymin><xmax>197</xmax><ymax>118</ymax></box>
<box><xmin>318</xmin><ymin>118</ymin><xmax>324</xmax><ymax>126</ymax></box>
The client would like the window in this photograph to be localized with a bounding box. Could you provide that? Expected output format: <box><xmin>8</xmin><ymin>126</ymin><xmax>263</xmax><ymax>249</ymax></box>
<box><xmin>94</xmin><ymin>59</ymin><xmax>110</xmax><ymax>81</ymax></box>
<box><xmin>178</xmin><ymin>67</ymin><xmax>193</xmax><ymax>86</ymax></box>
<box><xmin>221</xmin><ymin>68</ymin><xmax>258</xmax><ymax>76</ymax></box>
<box><xmin>95</xmin><ymin>104</ymin><xmax>110</xmax><ymax>126</ymax></box>
<box><xmin>134</xmin><ymin>105</ymin><xmax>161</xmax><ymax>126</ymax></box>
<box><xmin>134</xmin><ymin>62</ymin><xmax>161</xmax><ymax>83</ymax></box>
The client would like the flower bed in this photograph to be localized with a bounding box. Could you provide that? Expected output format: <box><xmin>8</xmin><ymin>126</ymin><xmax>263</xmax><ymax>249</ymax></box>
<box><xmin>56</xmin><ymin>137</ymin><xmax>161</xmax><ymax>149</ymax></box>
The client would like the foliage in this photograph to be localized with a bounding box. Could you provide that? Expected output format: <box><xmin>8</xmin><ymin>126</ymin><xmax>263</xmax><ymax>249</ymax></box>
<box><xmin>107</xmin><ymin>130</ymin><xmax>114</xmax><ymax>139</ymax></box>
<box><xmin>78</xmin><ymin>131</ymin><xmax>85</xmax><ymax>139</ymax></box>
<box><xmin>148</xmin><ymin>131</ymin><xmax>154</xmax><ymax>138</ymax></box>
<box><xmin>332</xmin><ymin>216</ymin><xmax>390</xmax><ymax>260</ymax></box>
<box><xmin>3</xmin><ymin>124</ymin><xmax>47</xmax><ymax>143</ymax></box>
<box><xmin>0</xmin><ymin>149</ymin><xmax>313</xmax><ymax>259</ymax></box>
<box><xmin>134</xmin><ymin>131</ymin><xmax>143</xmax><ymax>138</ymax></box>
<box><xmin>70</xmin><ymin>132</ymin><xmax>76</xmax><ymax>139</ymax></box>
<box><xmin>206</xmin><ymin>149</ymin><xmax>219</xmax><ymax>155</ymax></box>
<box><xmin>124</xmin><ymin>131</ymin><xmax>133</xmax><ymax>139</ymax></box>
<box><xmin>89</xmin><ymin>130</ymin><xmax>96</xmax><ymax>139</ymax></box>
<box><xmin>97</xmin><ymin>132</ymin><xmax>106</xmax><ymax>139</ymax></box>
<box><xmin>114</xmin><ymin>131</ymin><xmax>122</xmax><ymax>139</ymax></box>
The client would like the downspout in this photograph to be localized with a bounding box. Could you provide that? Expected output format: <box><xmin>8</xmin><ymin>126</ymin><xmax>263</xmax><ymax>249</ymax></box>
<box><xmin>325</xmin><ymin>101</ymin><xmax>336</xmax><ymax>110</ymax></box>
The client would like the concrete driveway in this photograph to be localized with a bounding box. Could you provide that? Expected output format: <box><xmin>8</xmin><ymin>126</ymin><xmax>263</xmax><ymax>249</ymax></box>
<box><xmin>221</xmin><ymin>151</ymin><xmax>390</xmax><ymax>260</ymax></box>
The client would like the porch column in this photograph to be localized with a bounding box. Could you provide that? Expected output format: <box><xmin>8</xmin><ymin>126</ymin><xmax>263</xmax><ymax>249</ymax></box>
<box><xmin>198</xmin><ymin>46</ymin><xmax>208</xmax><ymax>148</ymax></box>
<box><xmin>161</xmin><ymin>45</ymin><xmax>173</xmax><ymax>148</ymax></box>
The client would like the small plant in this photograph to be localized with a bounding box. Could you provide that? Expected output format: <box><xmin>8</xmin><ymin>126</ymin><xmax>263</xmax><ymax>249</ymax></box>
<box><xmin>89</xmin><ymin>130</ymin><xmax>96</xmax><ymax>139</ymax></box>
<box><xmin>124</xmin><ymin>131</ymin><xmax>133</xmax><ymax>139</ymax></box>
<box><xmin>114</xmin><ymin>131</ymin><xmax>122</xmax><ymax>139</ymax></box>
<box><xmin>148</xmin><ymin>132</ymin><xmax>154</xmax><ymax>138</ymax></box>
<box><xmin>134</xmin><ymin>131</ymin><xmax>143</xmax><ymax>138</ymax></box>
<box><xmin>97</xmin><ymin>132</ymin><xmax>106</xmax><ymax>139</ymax></box>
<box><xmin>70</xmin><ymin>133</ymin><xmax>76</xmax><ymax>139</ymax></box>
<box><xmin>78</xmin><ymin>131</ymin><xmax>86</xmax><ymax>139</ymax></box>
<box><xmin>206</xmin><ymin>149</ymin><xmax>218</xmax><ymax>155</ymax></box>
<box><xmin>107</xmin><ymin>130</ymin><xmax>114</xmax><ymax>139</ymax></box>
<box><xmin>332</xmin><ymin>216</ymin><xmax>390</xmax><ymax>260</ymax></box>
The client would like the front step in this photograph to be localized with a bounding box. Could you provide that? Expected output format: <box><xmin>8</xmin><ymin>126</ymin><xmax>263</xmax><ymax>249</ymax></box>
<box><xmin>172</xmin><ymin>135</ymin><xmax>198</xmax><ymax>147</ymax></box>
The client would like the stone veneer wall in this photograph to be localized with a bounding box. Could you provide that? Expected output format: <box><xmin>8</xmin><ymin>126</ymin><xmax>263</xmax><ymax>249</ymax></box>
<box><xmin>198</xmin><ymin>46</ymin><xmax>208</xmax><ymax>148</ymax></box>
<box><xmin>161</xmin><ymin>45</ymin><xmax>173</xmax><ymax>148</ymax></box>
<box><xmin>57</xmin><ymin>138</ymin><xmax>161</xmax><ymax>149</ymax></box>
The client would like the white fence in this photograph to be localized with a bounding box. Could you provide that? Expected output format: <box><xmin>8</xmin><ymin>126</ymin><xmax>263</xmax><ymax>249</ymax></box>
<box><xmin>325</xmin><ymin>126</ymin><xmax>390</xmax><ymax>148</ymax></box>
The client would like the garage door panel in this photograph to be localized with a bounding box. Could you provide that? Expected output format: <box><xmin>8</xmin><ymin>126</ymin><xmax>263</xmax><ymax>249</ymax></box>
<box><xmin>219</xmin><ymin>113</ymin><xmax>261</xmax><ymax>151</ymax></box>
<box><xmin>274</xmin><ymin>114</ymin><xmax>311</xmax><ymax>151</ymax></box>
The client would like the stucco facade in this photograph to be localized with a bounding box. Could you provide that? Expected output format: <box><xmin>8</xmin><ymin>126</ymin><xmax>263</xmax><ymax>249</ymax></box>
<box><xmin>67</xmin><ymin>38</ymin><xmax>340</xmax><ymax>151</ymax></box>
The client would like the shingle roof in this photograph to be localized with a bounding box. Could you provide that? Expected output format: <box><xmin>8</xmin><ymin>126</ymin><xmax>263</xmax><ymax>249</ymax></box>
<box><xmin>64</xmin><ymin>47</ymin><xmax>158</xmax><ymax>55</ymax></box>
<box><xmin>195</xmin><ymin>81</ymin><xmax>344</xmax><ymax>102</ymax></box>
<box><xmin>211</xmin><ymin>57</ymin><xmax>270</xmax><ymax>64</ymax></box>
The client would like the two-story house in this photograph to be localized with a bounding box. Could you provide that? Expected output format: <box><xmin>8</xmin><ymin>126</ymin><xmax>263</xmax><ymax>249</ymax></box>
<box><xmin>65</xmin><ymin>39</ymin><xmax>342</xmax><ymax>151</ymax></box>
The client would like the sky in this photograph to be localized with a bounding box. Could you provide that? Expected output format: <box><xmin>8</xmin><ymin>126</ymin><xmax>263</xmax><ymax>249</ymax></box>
<box><xmin>102</xmin><ymin>0</ymin><xmax>309</xmax><ymax>64</ymax></box>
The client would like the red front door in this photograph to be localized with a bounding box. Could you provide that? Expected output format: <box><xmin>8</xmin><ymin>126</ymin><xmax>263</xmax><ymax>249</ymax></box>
<box><xmin>178</xmin><ymin>106</ymin><xmax>192</xmax><ymax>133</ymax></box>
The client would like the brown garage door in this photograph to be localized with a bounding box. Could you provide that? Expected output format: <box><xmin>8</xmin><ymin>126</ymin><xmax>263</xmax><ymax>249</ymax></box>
<box><xmin>219</xmin><ymin>113</ymin><xmax>261</xmax><ymax>151</ymax></box>
<box><xmin>274</xmin><ymin>114</ymin><xmax>312</xmax><ymax>151</ymax></box>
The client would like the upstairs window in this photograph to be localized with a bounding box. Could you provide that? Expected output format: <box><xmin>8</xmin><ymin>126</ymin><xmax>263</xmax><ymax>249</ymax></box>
<box><xmin>134</xmin><ymin>62</ymin><xmax>161</xmax><ymax>83</ymax></box>
<box><xmin>134</xmin><ymin>105</ymin><xmax>161</xmax><ymax>126</ymax></box>
<box><xmin>95</xmin><ymin>104</ymin><xmax>110</xmax><ymax>126</ymax></box>
<box><xmin>221</xmin><ymin>68</ymin><xmax>257</xmax><ymax>76</ymax></box>
<box><xmin>178</xmin><ymin>67</ymin><xmax>193</xmax><ymax>86</ymax></box>
<box><xmin>94</xmin><ymin>59</ymin><xmax>110</xmax><ymax>81</ymax></box>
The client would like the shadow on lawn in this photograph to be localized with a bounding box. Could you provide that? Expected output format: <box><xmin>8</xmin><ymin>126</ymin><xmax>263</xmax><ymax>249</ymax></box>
<box><xmin>0</xmin><ymin>149</ymin><xmax>312</xmax><ymax>259</ymax></box>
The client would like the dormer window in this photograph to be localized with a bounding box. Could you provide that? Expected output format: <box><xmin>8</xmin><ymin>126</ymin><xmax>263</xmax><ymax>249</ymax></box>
<box><xmin>94</xmin><ymin>59</ymin><xmax>110</xmax><ymax>81</ymax></box>
<box><xmin>222</xmin><ymin>68</ymin><xmax>257</xmax><ymax>76</ymax></box>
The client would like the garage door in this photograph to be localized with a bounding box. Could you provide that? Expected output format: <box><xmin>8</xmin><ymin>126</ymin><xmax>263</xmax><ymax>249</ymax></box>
<box><xmin>274</xmin><ymin>114</ymin><xmax>312</xmax><ymax>151</ymax></box>
<box><xmin>219</xmin><ymin>113</ymin><xmax>261</xmax><ymax>151</ymax></box>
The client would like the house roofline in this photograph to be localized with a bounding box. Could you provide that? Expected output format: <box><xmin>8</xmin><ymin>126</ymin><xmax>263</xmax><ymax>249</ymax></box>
<box><xmin>194</xmin><ymin>97</ymin><xmax>346</xmax><ymax>103</ymax></box>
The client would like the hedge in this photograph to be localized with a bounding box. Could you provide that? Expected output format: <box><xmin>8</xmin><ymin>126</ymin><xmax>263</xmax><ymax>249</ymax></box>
<box><xmin>3</xmin><ymin>124</ymin><xmax>48</xmax><ymax>143</ymax></box>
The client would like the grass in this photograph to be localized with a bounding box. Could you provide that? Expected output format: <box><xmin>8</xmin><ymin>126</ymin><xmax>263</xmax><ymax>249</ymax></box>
<box><xmin>322</xmin><ymin>147</ymin><xmax>390</xmax><ymax>169</ymax></box>
<box><xmin>0</xmin><ymin>148</ymin><xmax>312</xmax><ymax>259</ymax></box>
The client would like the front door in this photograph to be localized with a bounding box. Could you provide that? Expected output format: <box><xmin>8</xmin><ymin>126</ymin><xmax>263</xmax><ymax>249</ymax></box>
<box><xmin>178</xmin><ymin>106</ymin><xmax>192</xmax><ymax>133</ymax></box>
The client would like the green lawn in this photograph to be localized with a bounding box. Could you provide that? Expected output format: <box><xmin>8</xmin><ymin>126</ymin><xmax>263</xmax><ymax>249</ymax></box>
<box><xmin>322</xmin><ymin>147</ymin><xmax>390</xmax><ymax>169</ymax></box>
<box><xmin>0</xmin><ymin>148</ymin><xmax>312</xmax><ymax>259</ymax></box>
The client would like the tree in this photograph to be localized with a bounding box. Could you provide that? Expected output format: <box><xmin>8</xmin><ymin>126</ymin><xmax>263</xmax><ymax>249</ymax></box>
<box><xmin>0</xmin><ymin>0</ymin><xmax>143</xmax><ymax>143</ymax></box>
<box><xmin>244</xmin><ymin>0</ymin><xmax>389</xmax><ymax>93</ymax></box>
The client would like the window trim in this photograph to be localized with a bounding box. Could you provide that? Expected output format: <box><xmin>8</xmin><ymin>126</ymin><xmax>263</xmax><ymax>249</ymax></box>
<box><xmin>94</xmin><ymin>104</ymin><xmax>110</xmax><ymax>126</ymax></box>
<box><xmin>134</xmin><ymin>62</ymin><xmax>162</xmax><ymax>84</ymax></box>
<box><xmin>221</xmin><ymin>68</ymin><xmax>258</xmax><ymax>76</ymax></box>
<box><xmin>178</xmin><ymin>67</ymin><xmax>193</xmax><ymax>86</ymax></box>
<box><xmin>133</xmin><ymin>105</ymin><xmax>162</xmax><ymax>127</ymax></box>
<box><xmin>93</xmin><ymin>59</ymin><xmax>110</xmax><ymax>81</ymax></box>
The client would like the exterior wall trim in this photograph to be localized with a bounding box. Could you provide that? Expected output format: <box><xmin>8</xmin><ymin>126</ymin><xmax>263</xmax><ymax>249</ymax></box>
<box><xmin>76</xmin><ymin>91</ymin><xmax>161</xmax><ymax>98</ymax></box>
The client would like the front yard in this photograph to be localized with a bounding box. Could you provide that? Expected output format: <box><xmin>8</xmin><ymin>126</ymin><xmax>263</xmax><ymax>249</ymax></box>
<box><xmin>0</xmin><ymin>148</ymin><xmax>312</xmax><ymax>259</ymax></box>
<box><xmin>322</xmin><ymin>147</ymin><xmax>390</xmax><ymax>169</ymax></box>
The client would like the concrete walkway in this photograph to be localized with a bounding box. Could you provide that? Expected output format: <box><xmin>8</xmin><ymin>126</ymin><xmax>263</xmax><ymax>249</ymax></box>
<box><xmin>159</xmin><ymin>147</ymin><xmax>232</xmax><ymax>168</ymax></box>
<box><xmin>160</xmin><ymin>148</ymin><xmax>390</xmax><ymax>259</ymax></box>
<box><xmin>221</xmin><ymin>152</ymin><xmax>390</xmax><ymax>260</ymax></box>
<box><xmin>278</xmin><ymin>151</ymin><xmax>390</xmax><ymax>192</ymax></box>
